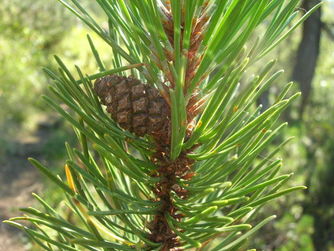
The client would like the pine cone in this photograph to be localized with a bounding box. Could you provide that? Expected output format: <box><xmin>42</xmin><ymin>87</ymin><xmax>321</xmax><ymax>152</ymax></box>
<box><xmin>94</xmin><ymin>75</ymin><xmax>170</xmax><ymax>140</ymax></box>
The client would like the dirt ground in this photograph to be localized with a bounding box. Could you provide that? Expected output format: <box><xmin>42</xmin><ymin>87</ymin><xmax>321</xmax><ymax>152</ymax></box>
<box><xmin>0</xmin><ymin>119</ymin><xmax>59</xmax><ymax>251</ymax></box>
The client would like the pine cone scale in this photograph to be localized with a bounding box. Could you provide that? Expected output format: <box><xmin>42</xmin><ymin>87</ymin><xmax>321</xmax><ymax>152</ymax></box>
<box><xmin>117</xmin><ymin>95</ymin><xmax>131</xmax><ymax>111</ymax></box>
<box><xmin>132</xmin><ymin>97</ymin><xmax>148</xmax><ymax>113</ymax></box>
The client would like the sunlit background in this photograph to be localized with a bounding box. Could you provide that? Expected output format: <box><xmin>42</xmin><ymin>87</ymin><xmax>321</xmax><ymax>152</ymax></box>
<box><xmin>0</xmin><ymin>1</ymin><xmax>333</xmax><ymax>250</ymax></box>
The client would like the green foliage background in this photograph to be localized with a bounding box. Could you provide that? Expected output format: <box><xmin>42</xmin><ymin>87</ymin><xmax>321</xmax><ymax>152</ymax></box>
<box><xmin>0</xmin><ymin>0</ymin><xmax>109</xmax><ymax>157</ymax></box>
<box><xmin>0</xmin><ymin>0</ymin><xmax>333</xmax><ymax>250</ymax></box>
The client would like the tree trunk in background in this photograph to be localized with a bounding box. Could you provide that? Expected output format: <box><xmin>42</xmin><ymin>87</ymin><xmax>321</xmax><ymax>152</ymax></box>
<box><xmin>303</xmin><ymin>140</ymin><xmax>334</xmax><ymax>251</ymax></box>
<box><xmin>292</xmin><ymin>0</ymin><xmax>322</xmax><ymax>118</ymax></box>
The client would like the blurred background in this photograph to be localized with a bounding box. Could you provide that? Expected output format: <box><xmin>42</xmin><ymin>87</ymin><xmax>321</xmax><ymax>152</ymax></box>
<box><xmin>0</xmin><ymin>0</ymin><xmax>333</xmax><ymax>250</ymax></box>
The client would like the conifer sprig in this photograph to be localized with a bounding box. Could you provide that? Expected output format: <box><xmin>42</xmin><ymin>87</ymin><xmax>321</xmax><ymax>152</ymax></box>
<box><xmin>5</xmin><ymin>1</ymin><xmax>321</xmax><ymax>250</ymax></box>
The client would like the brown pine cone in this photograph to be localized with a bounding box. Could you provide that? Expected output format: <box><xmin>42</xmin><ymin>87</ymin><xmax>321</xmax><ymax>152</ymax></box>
<box><xmin>94</xmin><ymin>75</ymin><xmax>170</xmax><ymax>140</ymax></box>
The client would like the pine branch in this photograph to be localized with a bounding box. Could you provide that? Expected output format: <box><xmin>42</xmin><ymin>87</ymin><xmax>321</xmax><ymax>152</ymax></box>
<box><xmin>5</xmin><ymin>1</ymin><xmax>322</xmax><ymax>251</ymax></box>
